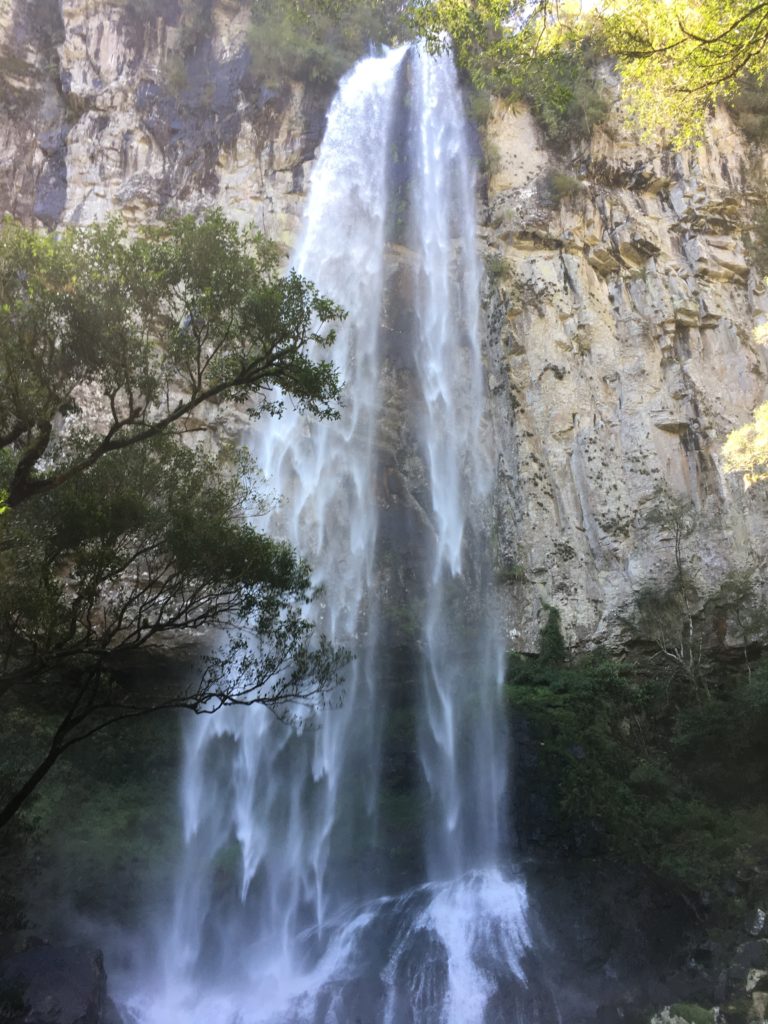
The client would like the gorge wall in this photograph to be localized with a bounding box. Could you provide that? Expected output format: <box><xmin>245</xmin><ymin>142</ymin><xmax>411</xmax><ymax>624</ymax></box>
<box><xmin>2</xmin><ymin>0</ymin><xmax>768</xmax><ymax>653</ymax></box>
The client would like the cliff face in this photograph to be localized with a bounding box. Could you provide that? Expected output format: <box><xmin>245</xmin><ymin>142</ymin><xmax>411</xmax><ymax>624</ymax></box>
<box><xmin>484</xmin><ymin>101</ymin><xmax>768</xmax><ymax>649</ymax></box>
<box><xmin>0</xmin><ymin>0</ymin><xmax>325</xmax><ymax>241</ymax></box>
<box><xmin>2</xmin><ymin>0</ymin><xmax>768</xmax><ymax>652</ymax></box>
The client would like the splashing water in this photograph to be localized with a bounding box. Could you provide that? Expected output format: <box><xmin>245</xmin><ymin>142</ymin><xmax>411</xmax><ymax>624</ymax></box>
<box><xmin>124</xmin><ymin>43</ymin><xmax>557</xmax><ymax>1024</ymax></box>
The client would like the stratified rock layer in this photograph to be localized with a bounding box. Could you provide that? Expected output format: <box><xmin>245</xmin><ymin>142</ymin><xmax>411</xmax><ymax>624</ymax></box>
<box><xmin>483</xmin><ymin>101</ymin><xmax>768</xmax><ymax>649</ymax></box>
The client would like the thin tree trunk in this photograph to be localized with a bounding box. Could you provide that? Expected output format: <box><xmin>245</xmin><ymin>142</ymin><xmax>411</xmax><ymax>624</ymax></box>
<box><xmin>0</xmin><ymin>745</ymin><xmax>63</xmax><ymax>830</ymax></box>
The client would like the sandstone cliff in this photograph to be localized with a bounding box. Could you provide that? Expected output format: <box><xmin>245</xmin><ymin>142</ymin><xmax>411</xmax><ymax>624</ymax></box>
<box><xmin>2</xmin><ymin>0</ymin><xmax>768</xmax><ymax>652</ymax></box>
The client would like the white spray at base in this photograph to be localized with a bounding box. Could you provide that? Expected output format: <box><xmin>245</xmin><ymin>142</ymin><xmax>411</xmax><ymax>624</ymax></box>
<box><xmin>126</xmin><ymin>43</ymin><xmax>557</xmax><ymax>1024</ymax></box>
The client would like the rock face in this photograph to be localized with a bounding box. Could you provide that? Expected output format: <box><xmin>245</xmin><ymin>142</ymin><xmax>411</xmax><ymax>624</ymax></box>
<box><xmin>0</xmin><ymin>0</ymin><xmax>327</xmax><ymax>243</ymax></box>
<box><xmin>483</xmin><ymin>99</ymin><xmax>768</xmax><ymax>650</ymax></box>
<box><xmin>0</xmin><ymin>945</ymin><xmax>120</xmax><ymax>1024</ymax></box>
<box><xmin>2</xmin><ymin>0</ymin><xmax>768</xmax><ymax>651</ymax></box>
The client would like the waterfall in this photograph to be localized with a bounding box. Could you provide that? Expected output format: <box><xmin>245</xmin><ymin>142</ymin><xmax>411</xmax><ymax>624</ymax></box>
<box><xmin>128</xmin><ymin>42</ymin><xmax>556</xmax><ymax>1024</ymax></box>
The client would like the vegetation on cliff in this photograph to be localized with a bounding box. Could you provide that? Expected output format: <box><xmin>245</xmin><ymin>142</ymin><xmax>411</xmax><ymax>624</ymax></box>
<box><xmin>723</xmin><ymin>401</ymin><xmax>768</xmax><ymax>486</ymax></box>
<box><xmin>409</xmin><ymin>0</ymin><xmax>768</xmax><ymax>144</ymax></box>
<box><xmin>509</xmin><ymin>609</ymin><xmax>768</xmax><ymax>920</ymax></box>
<box><xmin>247</xmin><ymin>0</ymin><xmax>406</xmax><ymax>86</ymax></box>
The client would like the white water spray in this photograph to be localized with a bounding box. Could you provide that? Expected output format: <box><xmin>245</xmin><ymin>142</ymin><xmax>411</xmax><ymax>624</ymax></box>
<box><xmin>127</xmin><ymin>43</ymin><xmax>554</xmax><ymax>1024</ymax></box>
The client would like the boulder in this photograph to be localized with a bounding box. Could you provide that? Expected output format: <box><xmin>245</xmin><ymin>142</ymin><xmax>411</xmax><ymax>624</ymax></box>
<box><xmin>0</xmin><ymin>946</ymin><xmax>121</xmax><ymax>1024</ymax></box>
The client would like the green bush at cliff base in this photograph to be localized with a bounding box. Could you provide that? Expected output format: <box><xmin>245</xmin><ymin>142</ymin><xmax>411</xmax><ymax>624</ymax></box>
<box><xmin>547</xmin><ymin>170</ymin><xmax>583</xmax><ymax>202</ymax></box>
<box><xmin>0</xmin><ymin>699</ymin><xmax>180</xmax><ymax>943</ymax></box>
<box><xmin>247</xmin><ymin>0</ymin><xmax>406</xmax><ymax>87</ymax></box>
<box><xmin>507</xmin><ymin>651</ymin><xmax>768</xmax><ymax>917</ymax></box>
<box><xmin>538</xmin><ymin>605</ymin><xmax>567</xmax><ymax>664</ymax></box>
<box><xmin>669</xmin><ymin>1004</ymin><xmax>716</xmax><ymax>1024</ymax></box>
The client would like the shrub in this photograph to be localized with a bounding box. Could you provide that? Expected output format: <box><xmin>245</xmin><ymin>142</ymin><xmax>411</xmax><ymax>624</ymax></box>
<box><xmin>539</xmin><ymin>605</ymin><xmax>567</xmax><ymax>665</ymax></box>
<box><xmin>547</xmin><ymin>169</ymin><xmax>583</xmax><ymax>202</ymax></box>
<box><xmin>669</xmin><ymin>1004</ymin><xmax>715</xmax><ymax>1024</ymax></box>
<box><xmin>485</xmin><ymin>252</ymin><xmax>511</xmax><ymax>282</ymax></box>
<box><xmin>466</xmin><ymin>87</ymin><xmax>493</xmax><ymax>126</ymax></box>
<box><xmin>480</xmin><ymin>137</ymin><xmax>502</xmax><ymax>177</ymax></box>
<box><xmin>520</xmin><ymin>42</ymin><xmax>611</xmax><ymax>148</ymax></box>
<box><xmin>247</xmin><ymin>0</ymin><xmax>406</xmax><ymax>87</ymax></box>
<box><xmin>746</xmin><ymin>200</ymin><xmax>768</xmax><ymax>278</ymax></box>
<box><xmin>506</xmin><ymin>651</ymin><xmax>768</xmax><ymax>917</ymax></box>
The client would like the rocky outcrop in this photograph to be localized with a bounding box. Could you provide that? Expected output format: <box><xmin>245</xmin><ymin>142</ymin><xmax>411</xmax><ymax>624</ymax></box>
<box><xmin>1</xmin><ymin>1</ymin><xmax>768</xmax><ymax>653</ymax></box>
<box><xmin>0</xmin><ymin>945</ymin><xmax>121</xmax><ymax>1024</ymax></box>
<box><xmin>483</xmin><ymin>101</ymin><xmax>768</xmax><ymax>651</ymax></box>
<box><xmin>0</xmin><ymin>0</ymin><xmax>327</xmax><ymax>243</ymax></box>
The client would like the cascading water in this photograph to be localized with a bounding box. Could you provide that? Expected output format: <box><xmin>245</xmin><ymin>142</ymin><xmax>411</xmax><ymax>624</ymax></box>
<box><xmin>128</xmin><ymin>42</ymin><xmax>557</xmax><ymax>1024</ymax></box>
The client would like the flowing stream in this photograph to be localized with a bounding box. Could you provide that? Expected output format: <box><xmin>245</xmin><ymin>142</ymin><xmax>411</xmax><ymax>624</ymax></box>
<box><xmin>129</xmin><ymin>43</ymin><xmax>556</xmax><ymax>1024</ymax></box>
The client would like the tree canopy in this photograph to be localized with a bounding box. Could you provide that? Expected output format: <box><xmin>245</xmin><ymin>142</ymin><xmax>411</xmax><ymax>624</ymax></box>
<box><xmin>0</xmin><ymin>211</ymin><xmax>348</xmax><ymax>828</ymax></box>
<box><xmin>0</xmin><ymin>210</ymin><xmax>343</xmax><ymax>508</ymax></box>
<box><xmin>247</xmin><ymin>0</ymin><xmax>406</xmax><ymax>86</ymax></box>
<box><xmin>409</xmin><ymin>0</ymin><xmax>768</xmax><ymax>143</ymax></box>
<box><xmin>599</xmin><ymin>0</ymin><xmax>768</xmax><ymax>143</ymax></box>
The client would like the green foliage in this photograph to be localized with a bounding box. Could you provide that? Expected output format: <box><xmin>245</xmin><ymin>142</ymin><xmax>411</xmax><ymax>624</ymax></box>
<box><xmin>745</xmin><ymin>202</ymin><xmax>768</xmax><ymax>278</ymax></box>
<box><xmin>597</xmin><ymin>0</ymin><xmax>768</xmax><ymax>145</ymax></box>
<box><xmin>479</xmin><ymin>137</ymin><xmax>502</xmax><ymax>178</ymax></box>
<box><xmin>669</xmin><ymin>1004</ymin><xmax>715</xmax><ymax>1024</ymax></box>
<box><xmin>0</xmin><ymin>978</ymin><xmax>26</xmax><ymax>1016</ymax></box>
<box><xmin>0</xmin><ymin>430</ymin><xmax>347</xmax><ymax>825</ymax></box>
<box><xmin>495</xmin><ymin>561</ymin><xmax>526</xmax><ymax>583</ymax></box>
<box><xmin>522</xmin><ymin>45</ymin><xmax>611</xmax><ymax>147</ymax></box>
<box><xmin>0</xmin><ymin>210</ymin><xmax>343</xmax><ymax>509</ymax></box>
<box><xmin>0</xmin><ymin>211</ymin><xmax>350</xmax><ymax>830</ymax></box>
<box><xmin>728</xmin><ymin>76</ymin><xmax>768</xmax><ymax>143</ymax></box>
<box><xmin>409</xmin><ymin>1</ymin><xmax>610</xmax><ymax>145</ymax></box>
<box><xmin>547</xmin><ymin>169</ymin><xmax>584</xmax><ymax>201</ymax></box>
<box><xmin>408</xmin><ymin>0</ymin><xmax>768</xmax><ymax>145</ymax></box>
<box><xmin>507</xmin><ymin>650</ymin><xmax>768</xmax><ymax>916</ymax></box>
<box><xmin>723</xmin><ymin>401</ymin><xmax>768</xmax><ymax>486</ymax></box>
<box><xmin>0</xmin><ymin>704</ymin><xmax>180</xmax><ymax>935</ymax></box>
<box><xmin>163</xmin><ymin>51</ymin><xmax>191</xmax><ymax>97</ymax></box>
<box><xmin>247</xmin><ymin>0</ymin><xmax>406</xmax><ymax>87</ymax></box>
<box><xmin>485</xmin><ymin>252</ymin><xmax>511</xmax><ymax>282</ymax></box>
<box><xmin>409</xmin><ymin>0</ymin><xmax>532</xmax><ymax>97</ymax></box>
<box><xmin>466</xmin><ymin>87</ymin><xmax>493</xmax><ymax>126</ymax></box>
<box><xmin>539</xmin><ymin>605</ymin><xmax>567</xmax><ymax>665</ymax></box>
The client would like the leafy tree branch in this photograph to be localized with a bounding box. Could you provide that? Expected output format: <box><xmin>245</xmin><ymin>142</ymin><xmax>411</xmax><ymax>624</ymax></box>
<box><xmin>0</xmin><ymin>212</ymin><xmax>350</xmax><ymax>828</ymax></box>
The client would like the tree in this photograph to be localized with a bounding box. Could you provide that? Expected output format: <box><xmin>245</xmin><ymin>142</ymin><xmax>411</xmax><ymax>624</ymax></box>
<box><xmin>408</xmin><ymin>0</ymin><xmax>768</xmax><ymax>143</ymax></box>
<box><xmin>0</xmin><ymin>211</ymin><xmax>343</xmax><ymax>509</ymax></box>
<box><xmin>539</xmin><ymin>604</ymin><xmax>567</xmax><ymax>664</ymax></box>
<box><xmin>408</xmin><ymin>0</ymin><xmax>584</xmax><ymax>97</ymax></box>
<box><xmin>0</xmin><ymin>211</ymin><xmax>349</xmax><ymax>829</ymax></box>
<box><xmin>634</xmin><ymin>492</ymin><xmax>708</xmax><ymax>693</ymax></box>
<box><xmin>597</xmin><ymin>0</ymin><xmax>768</xmax><ymax>143</ymax></box>
<box><xmin>247</xmin><ymin>0</ymin><xmax>405</xmax><ymax>87</ymax></box>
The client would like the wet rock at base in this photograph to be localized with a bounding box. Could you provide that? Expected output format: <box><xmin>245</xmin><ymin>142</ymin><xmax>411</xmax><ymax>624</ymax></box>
<box><xmin>0</xmin><ymin>945</ymin><xmax>122</xmax><ymax>1024</ymax></box>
